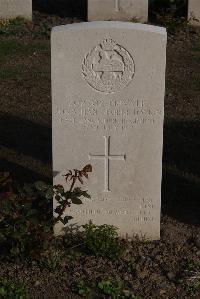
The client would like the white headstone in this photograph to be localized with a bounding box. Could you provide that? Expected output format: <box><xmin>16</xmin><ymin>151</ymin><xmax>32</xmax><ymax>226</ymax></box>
<box><xmin>52</xmin><ymin>22</ymin><xmax>167</xmax><ymax>240</ymax></box>
<box><xmin>88</xmin><ymin>0</ymin><xmax>148</xmax><ymax>22</ymax></box>
<box><xmin>188</xmin><ymin>0</ymin><xmax>200</xmax><ymax>26</ymax></box>
<box><xmin>0</xmin><ymin>0</ymin><xmax>32</xmax><ymax>20</ymax></box>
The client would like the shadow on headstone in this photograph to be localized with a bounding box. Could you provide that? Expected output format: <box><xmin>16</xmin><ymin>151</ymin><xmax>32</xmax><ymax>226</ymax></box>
<box><xmin>0</xmin><ymin>113</ymin><xmax>199</xmax><ymax>224</ymax></box>
<box><xmin>33</xmin><ymin>0</ymin><xmax>87</xmax><ymax>20</ymax></box>
<box><xmin>162</xmin><ymin>120</ymin><xmax>200</xmax><ymax>225</ymax></box>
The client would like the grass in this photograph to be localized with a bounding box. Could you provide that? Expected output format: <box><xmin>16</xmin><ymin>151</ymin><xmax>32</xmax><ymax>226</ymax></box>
<box><xmin>0</xmin><ymin>40</ymin><xmax>49</xmax><ymax>62</ymax></box>
<box><xmin>0</xmin><ymin>17</ymin><xmax>52</xmax><ymax>38</ymax></box>
<box><xmin>192</xmin><ymin>37</ymin><xmax>200</xmax><ymax>62</ymax></box>
<box><xmin>192</xmin><ymin>39</ymin><xmax>200</xmax><ymax>52</ymax></box>
<box><xmin>0</xmin><ymin>17</ymin><xmax>26</xmax><ymax>35</ymax></box>
<box><xmin>0</xmin><ymin>279</ymin><xmax>27</xmax><ymax>299</ymax></box>
<box><xmin>75</xmin><ymin>277</ymin><xmax>140</xmax><ymax>298</ymax></box>
<box><xmin>170</xmin><ymin>70</ymin><xmax>200</xmax><ymax>97</ymax></box>
<box><xmin>0</xmin><ymin>65</ymin><xmax>49</xmax><ymax>82</ymax></box>
<box><xmin>184</xmin><ymin>41</ymin><xmax>200</xmax><ymax>91</ymax></box>
<box><xmin>0</xmin><ymin>40</ymin><xmax>49</xmax><ymax>81</ymax></box>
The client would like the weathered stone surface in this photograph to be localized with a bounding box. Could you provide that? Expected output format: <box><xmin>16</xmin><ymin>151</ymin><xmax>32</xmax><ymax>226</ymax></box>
<box><xmin>88</xmin><ymin>0</ymin><xmax>148</xmax><ymax>22</ymax></box>
<box><xmin>188</xmin><ymin>0</ymin><xmax>200</xmax><ymax>26</ymax></box>
<box><xmin>0</xmin><ymin>0</ymin><xmax>32</xmax><ymax>20</ymax></box>
<box><xmin>52</xmin><ymin>22</ymin><xmax>167</xmax><ymax>240</ymax></box>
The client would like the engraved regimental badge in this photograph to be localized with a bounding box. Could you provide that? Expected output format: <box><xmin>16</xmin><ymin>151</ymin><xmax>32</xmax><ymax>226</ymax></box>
<box><xmin>82</xmin><ymin>39</ymin><xmax>135</xmax><ymax>93</ymax></box>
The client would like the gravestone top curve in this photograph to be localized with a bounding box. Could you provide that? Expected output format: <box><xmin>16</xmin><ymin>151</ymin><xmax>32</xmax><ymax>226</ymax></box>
<box><xmin>52</xmin><ymin>21</ymin><xmax>166</xmax><ymax>35</ymax></box>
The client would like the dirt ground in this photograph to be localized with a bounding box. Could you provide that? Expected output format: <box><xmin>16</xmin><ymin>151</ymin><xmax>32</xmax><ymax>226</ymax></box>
<box><xmin>0</xmin><ymin>10</ymin><xmax>200</xmax><ymax>299</ymax></box>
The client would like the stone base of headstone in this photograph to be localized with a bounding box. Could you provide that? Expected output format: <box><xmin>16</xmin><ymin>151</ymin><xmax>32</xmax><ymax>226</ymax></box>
<box><xmin>0</xmin><ymin>0</ymin><xmax>32</xmax><ymax>20</ymax></box>
<box><xmin>188</xmin><ymin>0</ymin><xmax>200</xmax><ymax>26</ymax></box>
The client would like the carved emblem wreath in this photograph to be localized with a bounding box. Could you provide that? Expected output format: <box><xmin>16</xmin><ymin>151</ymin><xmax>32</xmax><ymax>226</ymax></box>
<box><xmin>82</xmin><ymin>39</ymin><xmax>135</xmax><ymax>93</ymax></box>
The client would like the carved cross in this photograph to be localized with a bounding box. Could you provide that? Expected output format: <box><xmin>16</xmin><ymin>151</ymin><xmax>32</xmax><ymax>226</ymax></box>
<box><xmin>89</xmin><ymin>136</ymin><xmax>126</xmax><ymax>192</ymax></box>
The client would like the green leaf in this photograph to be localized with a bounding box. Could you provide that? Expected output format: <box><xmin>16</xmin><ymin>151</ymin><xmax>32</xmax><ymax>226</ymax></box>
<box><xmin>45</xmin><ymin>188</ymin><xmax>54</xmax><ymax>200</ymax></box>
<box><xmin>34</xmin><ymin>181</ymin><xmax>48</xmax><ymax>191</ymax></box>
<box><xmin>82</xmin><ymin>191</ymin><xmax>91</xmax><ymax>198</ymax></box>
<box><xmin>73</xmin><ymin>187</ymin><xmax>81</xmax><ymax>193</ymax></box>
<box><xmin>61</xmin><ymin>216</ymin><xmax>73</xmax><ymax>225</ymax></box>
<box><xmin>53</xmin><ymin>185</ymin><xmax>64</xmax><ymax>193</ymax></box>
<box><xmin>0</xmin><ymin>288</ymin><xmax>6</xmax><ymax>296</ymax></box>
<box><xmin>71</xmin><ymin>197</ymin><xmax>82</xmax><ymax>205</ymax></box>
<box><xmin>64</xmin><ymin>191</ymin><xmax>72</xmax><ymax>199</ymax></box>
<box><xmin>54</xmin><ymin>206</ymin><xmax>62</xmax><ymax>214</ymax></box>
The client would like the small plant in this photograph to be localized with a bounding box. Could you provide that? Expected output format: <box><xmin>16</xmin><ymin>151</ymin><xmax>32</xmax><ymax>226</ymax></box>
<box><xmin>0</xmin><ymin>17</ymin><xmax>51</xmax><ymax>38</ymax></box>
<box><xmin>98</xmin><ymin>278</ymin><xmax>140</xmax><ymax>298</ymax></box>
<box><xmin>98</xmin><ymin>278</ymin><xmax>123</xmax><ymax>299</ymax></box>
<box><xmin>188</xmin><ymin>280</ymin><xmax>200</xmax><ymax>297</ymax></box>
<box><xmin>0</xmin><ymin>165</ymin><xmax>91</xmax><ymax>259</ymax></box>
<box><xmin>181</xmin><ymin>259</ymin><xmax>200</xmax><ymax>297</ymax></box>
<box><xmin>0</xmin><ymin>172</ymin><xmax>53</xmax><ymax>259</ymax></box>
<box><xmin>75</xmin><ymin>280</ymin><xmax>92</xmax><ymax>297</ymax></box>
<box><xmin>54</xmin><ymin>164</ymin><xmax>92</xmax><ymax>225</ymax></box>
<box><xmin>192</xmin><ymin>39</ymin><xmax>200</xmax><ymax>63</ymax></box>
<box><xmin>150</xmin><ymin>0</ymin><xmax>187</xmax><ymax>17</ymax></box>
<box><xmin>149</xmin><ymin>0</ymin><xmax>188</xmax><ymax>34</ymax></box>
<box><xmin>39</xmin><ymin>249</ymin><xmax>62</xmax><ymax>272</ymax></box>
<box><xmin>0</xmin><ymin>17</ymin><xmax>27</xmax><ymax>36</ymax></box>
<box><xmin>0</xmin><ymin>279</ymin><xmax>27</xmax><ymax>299</ymax></box>
<box><xmin>184</xmin><ymin>259</ymin><xmax>200</xmax><ymax>272</ymax></box>
<box><xmin>83</xmin><ymin>222</ymin><xmax>123</xmax><ymax>259</ymax></box>
<box><xmin>192</xmin><ymin>281</ymin><xmax>200</xmax><ymax>291</ymax></box>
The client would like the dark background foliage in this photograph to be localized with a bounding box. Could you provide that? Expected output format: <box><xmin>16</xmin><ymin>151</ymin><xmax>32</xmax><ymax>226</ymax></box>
<box><xmin>33</xmin><ymin>0</ymin><xmax>87</xmax><ymax>19</ymax></box>
<box><xmin>32</xmin><ymin>0</ymin><xmax>188</xmax><ymax>20</ymax></box>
